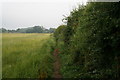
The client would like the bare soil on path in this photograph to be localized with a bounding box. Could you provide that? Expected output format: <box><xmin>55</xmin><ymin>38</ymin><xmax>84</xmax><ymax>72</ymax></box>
<box><xmin>53</xmin><ymin>49</ymin><xmax>62</xmax><ymax>79</ymax></box>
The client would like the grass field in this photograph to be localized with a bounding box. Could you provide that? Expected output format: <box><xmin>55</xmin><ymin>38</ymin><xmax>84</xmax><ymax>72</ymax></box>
<box><xmin>2</xmin><ymin>33</ymin><xmax>54</xmax><ymax>78</ymax></box>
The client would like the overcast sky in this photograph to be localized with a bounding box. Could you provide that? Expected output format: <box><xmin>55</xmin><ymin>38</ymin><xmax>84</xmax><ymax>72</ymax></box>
<box><xmin>1</xmin><ymin>0</ymin><xmax>87</xmax><ymax>29</ymax></box>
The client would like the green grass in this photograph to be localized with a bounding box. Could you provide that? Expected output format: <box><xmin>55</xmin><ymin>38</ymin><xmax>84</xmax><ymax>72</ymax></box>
<box><xmin>0</xmin><ymin>33</ymin><xmax>2</xmax><ymax>79</ymax></box>
<box><xmin>2</xmin><ymin>33</ymin><xmax>54</xmax><ymax>78</ymax></box>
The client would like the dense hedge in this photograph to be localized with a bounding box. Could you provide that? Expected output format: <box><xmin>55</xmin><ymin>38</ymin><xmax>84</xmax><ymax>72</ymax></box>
<box><xmin>54</xmin><ymin>2</ymin><xmax>120</xmax><ymax>78</ymax></box>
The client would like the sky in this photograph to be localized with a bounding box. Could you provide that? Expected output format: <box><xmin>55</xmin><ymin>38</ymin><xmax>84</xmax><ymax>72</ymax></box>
<box><xmin>1</xmin><ymin>0</ymin><xmax>88</xmax><ymax>30</ymax></box>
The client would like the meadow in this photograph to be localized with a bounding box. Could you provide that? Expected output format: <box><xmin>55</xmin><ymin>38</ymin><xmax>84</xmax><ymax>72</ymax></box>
<box><xmin>1</xmin><ymin>2</ymin><xmax>119</xmax><ymax>79</ymax></box>
<box><xmin>2</xmin><ymin>33</ymin><xmax>54</xmax><ymax>78</ymax></box>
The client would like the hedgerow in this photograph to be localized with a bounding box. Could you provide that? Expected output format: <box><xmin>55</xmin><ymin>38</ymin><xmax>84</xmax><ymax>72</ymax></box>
<box><xmin>54</xmin><ymin>2</ymin><xmax>120</xmax><ymax>78</ymax></box>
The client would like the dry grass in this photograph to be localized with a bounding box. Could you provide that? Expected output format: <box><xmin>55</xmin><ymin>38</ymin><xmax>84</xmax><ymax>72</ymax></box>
<box><xmin>2</xmin><ymin>33</ymin><xmax>53</xmax><ymax>78</ymax></box>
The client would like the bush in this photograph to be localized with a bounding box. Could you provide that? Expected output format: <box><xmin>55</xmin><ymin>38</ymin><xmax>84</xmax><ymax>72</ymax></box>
<box><xmin>54</xmin><ymin>2</ymin><xmax>120</xmax><ymax>79</ymax></box>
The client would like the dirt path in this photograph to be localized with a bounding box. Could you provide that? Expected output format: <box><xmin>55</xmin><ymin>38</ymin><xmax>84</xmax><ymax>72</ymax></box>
<box><xmin>53</xmin><ymin>49</ymin><xmax>62</xmax><ymax>79</ymax></box>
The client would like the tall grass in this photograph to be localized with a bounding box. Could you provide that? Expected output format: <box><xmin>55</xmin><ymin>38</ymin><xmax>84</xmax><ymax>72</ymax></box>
<box><xmin>0</xmin><ymin>33</ymin><xmax>2</xmax><ymax>79</ymax></box>
<box><xmin>2</xmin><ymin>33</ymin><xmax>54</xmax><ymax>78</ymax></box>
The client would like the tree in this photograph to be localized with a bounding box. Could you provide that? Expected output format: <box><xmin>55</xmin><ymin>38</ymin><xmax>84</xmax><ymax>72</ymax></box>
<box><xmin>49</xmin><ymin>28</ymin><xmax>55</xmax><ymax>33</ymax></box>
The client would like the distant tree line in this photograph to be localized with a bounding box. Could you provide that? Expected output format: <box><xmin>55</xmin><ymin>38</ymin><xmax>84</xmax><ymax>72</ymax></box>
<box><xmin>0</xmin><ymin>26</ymin><xmax>55</xmax><ymax>33</ymax></box>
